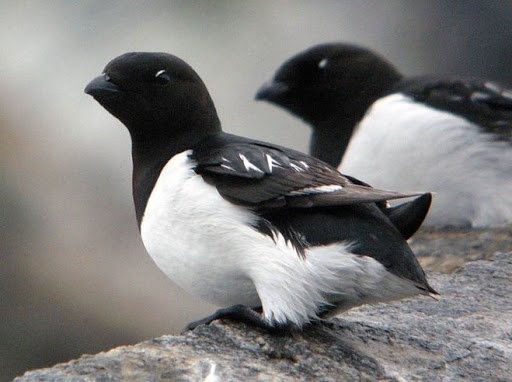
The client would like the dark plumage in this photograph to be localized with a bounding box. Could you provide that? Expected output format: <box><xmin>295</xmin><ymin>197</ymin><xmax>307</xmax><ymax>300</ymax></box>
<box><xmin>85</xmin><ymin>52</ymin><xmax>435</xmax><ymax>331</ymax></box>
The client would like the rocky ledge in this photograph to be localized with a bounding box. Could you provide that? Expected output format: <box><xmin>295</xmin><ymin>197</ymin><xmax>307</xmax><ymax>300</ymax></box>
<box><xmin>15</xmin><ymin>251</ymin><xmax>511</xmax><ymax>381</ymax></box>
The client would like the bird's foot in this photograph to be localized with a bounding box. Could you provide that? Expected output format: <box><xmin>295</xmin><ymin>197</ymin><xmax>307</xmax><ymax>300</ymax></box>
<box><xmin>181</xmin><ymin>304</ymin><xmax>289</xmax><ymax>334</ymax></box>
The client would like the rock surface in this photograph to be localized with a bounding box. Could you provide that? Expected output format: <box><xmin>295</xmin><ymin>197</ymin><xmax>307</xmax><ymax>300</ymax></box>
<box><xmin>15</xmin><ymin>253</ymin><xmax>512</xmax><ymax>381</ymax></box>
<box><xmin>412</xmin><ymin>226</ymin><xmax>512</xmax><ymax>272</ymax></box>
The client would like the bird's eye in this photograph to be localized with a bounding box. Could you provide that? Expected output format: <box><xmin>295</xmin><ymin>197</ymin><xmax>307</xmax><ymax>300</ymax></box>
<box><xmin>155</xmin><ymin>69</ymin><xmax>171</xmax><ymax>85</ymax></box>
<box><xmin>103</xmin><ymin>73</ymin><xmax>111</xmax><ymax>81</ymax></box>
<box><xmin>318</xmin><ymin>58</ymin><xmax>328</xmax><ymax>70</ymax></box>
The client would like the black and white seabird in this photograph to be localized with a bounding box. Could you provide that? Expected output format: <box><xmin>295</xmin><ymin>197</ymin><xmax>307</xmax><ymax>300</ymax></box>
<box><xmin>85</xmin><ymin>52</ymin><xmax>436</xmax><ymax>331</ymax></box>
<box><xmin>256</xmin><ymin>43</ymin><xmax>512</xmax><ymax>228</ymax></box>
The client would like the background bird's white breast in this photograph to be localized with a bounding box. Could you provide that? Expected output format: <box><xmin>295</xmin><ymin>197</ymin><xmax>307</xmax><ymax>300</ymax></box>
<box><xmin>341</xmin><ymin>94</ymin><xmax>512</xmax><ymax>227</ymax></box>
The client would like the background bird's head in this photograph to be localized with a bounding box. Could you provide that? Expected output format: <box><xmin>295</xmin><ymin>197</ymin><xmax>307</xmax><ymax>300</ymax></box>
<box><xmin>256</xmin><ymin>43</ymin><xmax>402</xmax><ymax>126</ymax></box>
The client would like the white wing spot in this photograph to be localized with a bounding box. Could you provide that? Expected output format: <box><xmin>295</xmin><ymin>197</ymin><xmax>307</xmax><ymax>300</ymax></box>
<box><xmin>290</xmin><ymin>163</ymin><xmax>304</xmax><ymax>172</ymax></box>
<box><xmin>318</xmin><ymin>58</ymin><xmax>328</xmax><ymax>69</ymax></box>
<box><xmin>239</xmin><ymin>154</ymin><xmax>263</xmax><ymax>173</ymax></box>
<box><xmin>221</xmin><ymin>156</ymin><xmax>231</xmax><ymax>163</ymax></box>
<box><xmin>300</xmin><ymin>161</ymin><xmax>310</xmax><ymax>169</ymax></box>
<box><xmin>265</xmin><ymin>154</ymin><xmax>282</xmax><ymax>173</ymax></box>
<box><xmin>470</xmin><ymin>91</ymin><xmax>490</xmax><ymax>102</ymax></box>
<box><xmin>501</xmin><ymin>89</ymin><xmax>512</xmax><ymax>101</ymax></box>
<box><xmin>221</xmin><ymin>164</ymin><xmax>235</xmax><ymax>171</ymax></box>
<box><xmin>289</xmin><ymin>185</ymin><xmax>343</xmax><ymax>195</ymax></box>
<box><xmin>484</xmin><ymin>81</ymin><xmax>501</xmax><ymax>93</ymax></box>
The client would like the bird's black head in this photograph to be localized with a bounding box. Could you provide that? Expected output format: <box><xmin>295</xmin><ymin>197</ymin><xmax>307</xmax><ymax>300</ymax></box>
<box><xmin>256</xmin><ymin>43</ymin><xmax>402</xmax><ymax>126</ymax></box>
<box><xmin>85</xmin><ymin>52</ymin><xmax>221</xmax><ymax>156</ymax></box>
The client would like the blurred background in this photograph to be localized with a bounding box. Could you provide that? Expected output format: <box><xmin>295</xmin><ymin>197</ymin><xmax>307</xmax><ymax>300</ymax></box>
<box><xmin>2</xmin><ymin>1</ymin><xmax>512</xmax><ymax>379</ymax></box>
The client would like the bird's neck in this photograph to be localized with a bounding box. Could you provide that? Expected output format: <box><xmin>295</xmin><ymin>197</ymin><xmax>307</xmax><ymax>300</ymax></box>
<box><xmin>309</xmin><ymin>115</ymin><xmax>359</xmax><ymax>168</ymax></box>
<box><xmin>129</xmin><ymin>109</ymin><xmax>221</xmax><ymax>162</ymax></box>
<box><xmin>309</xmin><ymin>72</ymin><xmax>402</xmax><ymax>168</ymax></box>
<box><xmin>129</xmin><ymin>115</ymin><xmax>221</xmax><ymax>227</ymax></box>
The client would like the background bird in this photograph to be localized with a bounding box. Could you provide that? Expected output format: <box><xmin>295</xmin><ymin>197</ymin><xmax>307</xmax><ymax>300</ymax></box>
<box><xmin>256</xmin><ymin>43</ymin><xmax>512</xmax><ymax>228</ymax></box>
<box><xmin>85</xmin><ymin>52</ymin><xmax>436</xmax><ymax>331</ymax></box>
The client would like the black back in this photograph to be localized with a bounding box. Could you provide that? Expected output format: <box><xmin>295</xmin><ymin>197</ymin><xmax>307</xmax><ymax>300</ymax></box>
<box><xmin>398</xmin><ymin>76</ymin><xmax>512</xmax><ymax>142</ymax></box>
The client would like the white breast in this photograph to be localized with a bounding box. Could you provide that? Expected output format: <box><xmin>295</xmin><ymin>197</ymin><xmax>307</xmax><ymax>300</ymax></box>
<box><xmin>140</xmin><ymin>151</ymin><xmax>261</xmax><ymax>309</ymax></box>
<box><xmin>341</xmin><ymin>93</ymin><xmax>512</xmax><ymax>227</ymax></box>
<box><xmin>141</xmin><ymin>151</ymin><xmax>422</xmax><ymax>327</ymax></box>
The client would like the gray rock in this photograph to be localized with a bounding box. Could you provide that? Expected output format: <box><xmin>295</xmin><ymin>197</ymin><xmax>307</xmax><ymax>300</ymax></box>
<box><xmin>16</xmin><ymin>254</ymin><xmax>512</xmax><ymax>381</ymax></box>
<box><xmin>411</xmin><ymin>226</ymin><xmax>512</xmax><ymax>272</ymax></box>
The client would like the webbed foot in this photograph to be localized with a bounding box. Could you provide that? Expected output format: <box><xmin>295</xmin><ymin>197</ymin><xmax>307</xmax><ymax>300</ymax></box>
<box><xmin>181</xmin><ymin>304</ymin><xmax>289</xmax><ymax>334</ymax></box>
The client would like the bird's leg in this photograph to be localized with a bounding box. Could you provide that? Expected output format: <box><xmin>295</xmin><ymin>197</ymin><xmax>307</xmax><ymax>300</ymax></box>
<box><xmin>182</xmin><ymin>304</ymin><xmax>289</xmax><ymax>334</ymax></box>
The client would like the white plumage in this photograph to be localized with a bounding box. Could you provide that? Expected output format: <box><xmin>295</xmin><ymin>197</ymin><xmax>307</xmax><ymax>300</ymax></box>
<box><xmin>341</xmin><ymin>94</ymin><xmax>512</xmax><ymax>227</ymax></box>
<box><xmin>141</xmin><ymin>151</ymin><xmax>421</xmax><ymax>327</ymax></box>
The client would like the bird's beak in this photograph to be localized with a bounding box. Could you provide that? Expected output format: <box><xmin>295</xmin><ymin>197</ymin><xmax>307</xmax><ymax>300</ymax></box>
<box><xmin>255</xmin><ymin>80</ymin><xmax>289</xmax><ymax>101</ymax></box>
<box><xmin>84</xmin><ymin>75</ymin><xmax>121</xmax><ymax>99</ymax></box>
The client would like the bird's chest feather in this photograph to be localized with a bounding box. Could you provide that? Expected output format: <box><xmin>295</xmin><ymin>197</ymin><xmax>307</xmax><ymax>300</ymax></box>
<box><xmin>140</xmin><ymin>150</ymin><xmax>261</xmax><ymax>306</ymax></box>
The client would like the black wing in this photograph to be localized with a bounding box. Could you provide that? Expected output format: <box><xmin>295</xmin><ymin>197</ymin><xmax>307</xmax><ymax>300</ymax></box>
<box><xmin>191</xmin><ymin>133</ymin><xmax>421</xmax><ymax>209</ymax></box>
<box><xmin>399</xmin><ymin>76</ymin><xmax>512</xmax><ymax>141</ymax></box>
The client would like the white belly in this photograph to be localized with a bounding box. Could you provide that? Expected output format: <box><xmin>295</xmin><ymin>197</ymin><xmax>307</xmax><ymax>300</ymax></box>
<box><xmin>341</xmin><ymin>94</ymin><xmax>512</xmax><ymax>227</ymax></box>
<box><xmin>140</xmin><ymin>151</ymin><xmax>262</xmax><ymax>308</ymax></box>
<box><xmin>140</xmin><ymin>151</ymin><xmax>423</xmax><ymax>326</ymax></box>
